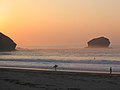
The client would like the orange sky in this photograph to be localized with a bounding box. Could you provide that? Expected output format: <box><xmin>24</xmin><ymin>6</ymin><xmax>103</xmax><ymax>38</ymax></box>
<box><xmin>0</xmin><ymin>0</ymin><xmax>120</xmax><ymax>48</ymax></box>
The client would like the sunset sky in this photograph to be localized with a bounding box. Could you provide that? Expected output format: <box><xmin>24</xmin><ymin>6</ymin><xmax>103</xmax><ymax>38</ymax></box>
<box><xmin>0</xmin><ymin>0</ymin><xmax>120</xmax><ymax>48</ymax></box>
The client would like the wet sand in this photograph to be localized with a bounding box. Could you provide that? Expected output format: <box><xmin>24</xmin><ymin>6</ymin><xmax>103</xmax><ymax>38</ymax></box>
<box><xmin>0</xmin><ymin>68</ymin><xmax>120</xmax><ymax>90</ymax></box>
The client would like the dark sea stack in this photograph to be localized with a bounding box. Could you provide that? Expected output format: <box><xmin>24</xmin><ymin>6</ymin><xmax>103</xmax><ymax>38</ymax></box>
<box><xmin>0</xmin><ymin>32</ymin><xmax>17</xmax><ymax>51</ymax></box>
<box><xmin>87</xmin><ymin>37</ymin><xmax>110</xmax><ymax>48</ymax></box>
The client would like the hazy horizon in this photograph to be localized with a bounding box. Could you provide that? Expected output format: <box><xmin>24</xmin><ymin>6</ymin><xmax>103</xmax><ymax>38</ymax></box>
<box><xmin>0</xmin><ymin>0</ymin><xmax>120</xmax><ymax>47</ymax></box>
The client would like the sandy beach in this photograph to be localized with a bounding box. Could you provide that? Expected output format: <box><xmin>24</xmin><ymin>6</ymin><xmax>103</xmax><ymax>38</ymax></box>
<box><xmin>0</xmin><ymin>68</ymin><xmax>120</xmax><ymax>90</ymax></box>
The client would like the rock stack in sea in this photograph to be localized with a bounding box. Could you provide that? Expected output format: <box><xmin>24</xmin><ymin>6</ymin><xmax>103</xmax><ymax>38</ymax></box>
<box><xmin>87</xmin><ymin>37</ymin><xmax>110</xmax><ymax>48</ymax></box>
<box><xmin>0</xmin><ymin>32</ymin><xmax>17</xmax><ymax>51</ymax></box>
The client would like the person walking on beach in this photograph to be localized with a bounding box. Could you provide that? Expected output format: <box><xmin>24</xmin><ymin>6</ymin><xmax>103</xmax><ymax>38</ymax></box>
<box><xmin>53</xmin><ymin>65</ymin><xmax>58</xmax><ymax>71</ymax></box>
<box><xmin>110</xmin><ymin>67</ymin><xmax>112</xmax><ymax>75</ymax></box>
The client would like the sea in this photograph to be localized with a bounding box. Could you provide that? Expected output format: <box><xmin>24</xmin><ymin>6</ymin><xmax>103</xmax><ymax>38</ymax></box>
<box><xmin>0</xmin><ymin>45</ymin><xmax>120</xmax><ymax>73</ymax></box>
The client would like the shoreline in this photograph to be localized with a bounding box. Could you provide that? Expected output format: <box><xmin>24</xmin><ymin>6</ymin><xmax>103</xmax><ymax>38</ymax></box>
<box><xmin>0</xmin><ymin>67</ymin><xmax>120</xmax><ymax>77</ymax></box>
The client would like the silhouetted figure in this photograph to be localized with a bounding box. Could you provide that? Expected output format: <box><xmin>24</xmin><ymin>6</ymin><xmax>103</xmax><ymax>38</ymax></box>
<box><xmin>53</xmin><ymin>65</ymin><xmax>58</xmax><ymax>71</ymax></box>
<box><xmin>110</xmin><ymin>67</ymin><xmax>112</xmax><ymax>75</ymax></box>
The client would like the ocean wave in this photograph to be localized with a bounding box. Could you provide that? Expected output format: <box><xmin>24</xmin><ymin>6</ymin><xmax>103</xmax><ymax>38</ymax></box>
<box><xmin>0</xmin><ymin>58</ymin><xmax>120</xmax><ymax>65</ymax></box>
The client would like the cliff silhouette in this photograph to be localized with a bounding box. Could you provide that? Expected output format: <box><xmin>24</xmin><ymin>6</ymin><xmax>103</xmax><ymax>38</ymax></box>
<box><xmin>87</xmin><ymin>37</ymin><xmax>110</xmax><ymax>48</ymax></box>
<box><xmin>0</xmin><ymin>32</ymin><xmax>17</xmax><ymax>51</ymax></box>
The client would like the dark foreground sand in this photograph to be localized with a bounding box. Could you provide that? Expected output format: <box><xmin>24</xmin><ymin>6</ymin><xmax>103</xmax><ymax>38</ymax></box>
<box><xmin>0</xmin><ymin>68</ymin><xmax>120</xmax><ymax>90</ymax></box>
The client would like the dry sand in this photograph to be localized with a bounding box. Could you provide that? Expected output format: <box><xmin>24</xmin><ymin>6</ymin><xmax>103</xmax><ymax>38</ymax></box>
<box><xmin>0</xmin><ymin>68</ymin><xmax>120</xmax><ymax>90</ymax></box>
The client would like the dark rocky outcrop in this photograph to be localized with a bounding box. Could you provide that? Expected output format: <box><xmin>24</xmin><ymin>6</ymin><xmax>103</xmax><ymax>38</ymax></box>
<box><xmin>0</xmin><ymin>32</ymin><xmax>17</xmax><ymax>51</ymax></box>
<box><xmin>87</xmin><ymin>37</ymin><xmax>110</xmax><ymax>48</ymax></box>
